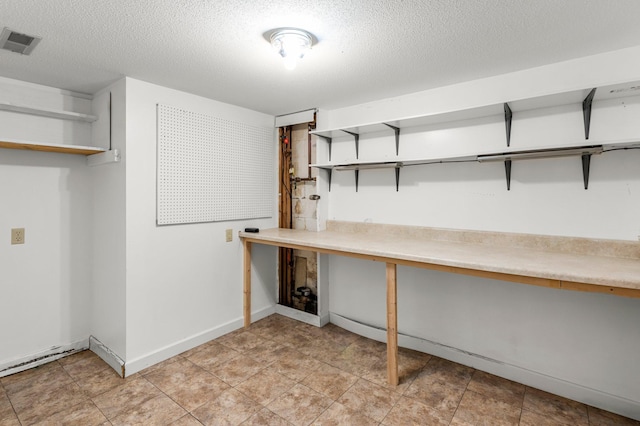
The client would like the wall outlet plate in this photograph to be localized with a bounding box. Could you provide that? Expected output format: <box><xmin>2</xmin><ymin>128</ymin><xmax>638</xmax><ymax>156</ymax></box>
<box><xmin>11</xmin><ymin>228</ymin><xmax>25</xmax><ymax>244</ymax></box>
<box><xmin>225</xmin><ymin>229</ymin><xmax>233</xmax><ymax>242</ymax></box>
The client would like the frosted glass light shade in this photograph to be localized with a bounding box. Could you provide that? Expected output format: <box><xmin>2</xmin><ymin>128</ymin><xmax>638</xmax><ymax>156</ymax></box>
<box><xmin>270</xmin><ymin>29</ymin><xmax>312</xmax><ymax>70</ymax></box>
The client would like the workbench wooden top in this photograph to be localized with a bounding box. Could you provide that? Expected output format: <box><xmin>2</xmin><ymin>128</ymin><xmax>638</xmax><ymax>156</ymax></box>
<box><xmin>240</xmin><ymin>223</ymin><xmax>640</xmax><ymax>298</ymax></box>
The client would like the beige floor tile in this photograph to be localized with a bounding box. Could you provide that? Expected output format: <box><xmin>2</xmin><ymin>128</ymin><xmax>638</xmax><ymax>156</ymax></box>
<box><xmin>170</xmin><ymin>413</ymin><xmax>205</xmax><ymax>425</ymax></box>
<box><xmin>301</xmin><ymin>363</ymin><xmax>359</xmax><ymax>400</ymax></box>
<box><xmin>210</xmin><ymin>354</ymin><xmax>266</xmax><ymax>386</ymax></box>
<box><xmin>520</xmin><ymin>408</ymin><xmax>573</xmax><ymax>426</ymax></box>
<box><xmin>404</xmin><ymin>357</ymin><xmax>473</xmax><ymax>417</ymax></box>
<box><xmin>60</xmin><ymin>351</ymin><xmax>111</xmax><ymax>382</ymax></box>
<box><xmin>523</xmin><ymin>387</ymin><xmax>588</xmax><ymax>426</ymax></box>
<box><xmin>178</xmin><ymin>340</ymin><xmax>215</xmax><ymax>359</ymax></box>
<box><xmin>76</xmin><ymin>366</ymin><xmax>132</xmax><ymax>398</ymax></box>
<box><xmin>192</xmin><ymin>388</ymin><xmax>262</xmax><ymax>426</ymax></box>
<box><xmin>185</xmin><ymin>341</ymin><xmax>241</xmax><ymax>371</ymax></box>
<box><xmin>417</xmin><ymin>357</ymin><xmax>475</xmax><ymax>388</ymax></box>
<box><xmin>246</xmin><ymin>316</ymin><xmax>292</xmax><ymax>339</ymax></box>
<box><xmin>405</xmin><ymin>379</ymin><xmax>466</xmax><ymax>418</ymax></box>
<box><xmin>317</xmin><ymin>323</ymin><xmax>361</xmax><ymax>347</ymax></box>
<box><xmin>12</xmin><ymin>381</ymin><xmax>89</xmax><ymax>425</ymax></box>
<box><xmin>381</xmin><ymin>396</ymin><xmax>450</xmax><ymax>426</ymax></box>
<box><xmin>587</xmin><ymin>406</ymin><xmax>640</xmax><ymax>425</ymax></box>
<box><xmin>30</xmin><ymin>400</ymin><xmax>107</xmax><ymax>426</ymax></box>
<box><xmin>450</xmin><ymin>390</ymin><xmax>521</xmax><ymax>426</ymax></box>
<box><xmin>0</xmin><ymin>387</ymin><xmax>20</xmax><ymax>426</ymax></box>
<box><xmin>299</xmin><ymin>342</ymin><xmax>346</xmax><ymax>365</ymax></box>
<box><xmin>145</xmin><ymin>357</ymin><xmax>230</xmax><ymax>411</ymax></box>
<box><xmin>0</xmin><ymin>414</ymin><xmax>21</xmax><ymax>425</ymax></box>
<box><xmin>361</xmin><ymin>348</ymin><xmax>430</xmax><ymax>393</ymax></box>
<box><xmin>2</xmin><ymin>362</ymin><xmax>74</xmax><ymax>396</ymax></box>
<box><xmin>466</xmin><ymin>370</ymin><xmax>525</xmax><ymax>408</ymax></box>
<box><xmin>244</xmin><ymin>339</ymin><xmax>286</xmax><ymax>364</ymax></box>
<box><xmin>337</xmin><ymin>378</ymin><xmax>401</xmax><ymax>422</ymax></box>
<box><xmin>268</xmin><ymin>348</ymin><xmax>324</xmax><ymax>382</ymax></box>
<box><xmin>270</xmin><ymin>327</ymin><xmax>317</xmax><ymax>349</ymax></box>
<box><xmin>311</xmin><ymin>401</ymin><xmax>378</xmax><ymax>425</ymax></box>
<box><xmin>4</xmin><ymin>315</ymin><xmax>639</xmax><ymax>426</ymax></box>
<box><xmin>0</xmin><ymin>389</ymin><xmax>17</xmax><ymax>422</ymax></box>
<box><xmin>1</xmin><ymin>361</ymin><xmax>60</xmax><ymax>390</ymax></box>
<box><xmin>329</xmin><ymin>340</ymin><xmax>385</xmax><ymax>377</ymax></box>
<box><xmin>110</xmin><ymin>394</ymin><xmax>186</xmax><ymax>426</ymax></box>
<box><xmin>217</xmin><ymin>330</ymin><xmax>270</xmax><ymax>353</ymax></box>
<box><xmin>92</xmin><ymin>376</ymin><xmax>162</xmax><ymax>420</ymax></box>
<box><xmin>236</xmin><ymin>368</ymin><xmax>296</xmax><ymax>405</ymax></box>
<box><xmin>267</xmin><ymin>384</ymin><xmax>333</xmax><ymax>426</ymax></box>
<box><xmin>241</xmin><ymin>408</ymin><xmax>292</xmax><ymax>425</ymax></box>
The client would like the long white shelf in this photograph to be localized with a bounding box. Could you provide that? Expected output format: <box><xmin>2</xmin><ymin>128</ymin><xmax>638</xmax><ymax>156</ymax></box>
<box><xmin>0</xmin><ymin>139</ymin><xmax>106</xmax><ymax>155</ymax></box>
<box><xmin>0</xmin><ymin>101</ymin><xmax>98</xmax><ymax>122</ymax></box>
<box><xmin>311</xmin><ymin>80</ymin><xmax>640</xmax><ymax>139</ymax></box>
<box><xmin>311</xmin><ymin>139</ymin><xmax>640</xmax><ymax>191</ymax></box>
<box><xmin>311</xmin><ymin>139</ymin><xmax>640</xmax><ymax>170</ymax></box>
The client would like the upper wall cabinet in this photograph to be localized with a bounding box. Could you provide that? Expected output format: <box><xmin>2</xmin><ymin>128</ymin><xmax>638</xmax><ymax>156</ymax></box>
<box><xmin>311</xmin><ymin>81</ymin><xmax>640</xmax><ymax>191</ymax></box>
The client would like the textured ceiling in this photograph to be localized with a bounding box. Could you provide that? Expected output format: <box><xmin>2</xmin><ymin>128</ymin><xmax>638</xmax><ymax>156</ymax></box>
<box><xmin>2</xmin><ymin>0</ymin><xmax>640</xmax><ymax>116</ymax></box>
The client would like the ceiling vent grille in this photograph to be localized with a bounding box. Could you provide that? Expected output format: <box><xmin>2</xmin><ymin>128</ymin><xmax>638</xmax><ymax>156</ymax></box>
<box><xmin>0</xmin><ymin>27</ymin><xmax>41</xmax><ymax>55</ymax></box>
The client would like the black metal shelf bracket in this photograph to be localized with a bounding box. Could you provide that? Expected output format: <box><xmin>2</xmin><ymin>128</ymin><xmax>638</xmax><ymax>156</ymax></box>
<box><xmin>504</xmin><ymin>159</ymin><xmax>512</xmax><ymax>190</ymax></box>
<box><xmin>504</xmin><ymin>103</ymin><xmax>512</xmax><ymax>147</ymax></box>
<box><xmin>583</xmin><ymin>88</ymin><xmax>596</xmax><ymax>140</ymax></box>
<box><xmin>327</xmin><ymin>168</ymin><xmax>332</xmax><ymax>192</ymax></box>
<box><xmin>341</xmin><ymin>130</ymin><xmax>360</xmax><ymax>159</ymax></box>
<box><xmin>383</xmin><ymin>123</ymin><xmax>401</xmax><ymax>155</ymax></box>
<box><xmin>317</xmin><ymin>135</ymin><xmax>333</xmax><ymax>161</ymax></box>
<box><xmin>354</xmin><ymin>169</ymin><xmax>359</xmax><ymax>192</ymax></box>
<box><xmin>395</xmin><ymin>167</ymin><xmax>401</xmax><ymax>191</ymax></box>
<box><xmin>581</xmin><ymin>154</ymin><xmax>591</xmax><ymax>190</ymax></box>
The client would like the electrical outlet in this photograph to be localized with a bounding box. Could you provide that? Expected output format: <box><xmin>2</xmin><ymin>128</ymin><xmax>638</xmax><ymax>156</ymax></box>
<box><xmin>11</xmin><ymin>228</ymin><xmax>25</xmax><ymax>245</ymax></box>
<box><xmin>225</xmin><ymin>229</ymin><xmax>233</xmax><ymax>242</ymax></box>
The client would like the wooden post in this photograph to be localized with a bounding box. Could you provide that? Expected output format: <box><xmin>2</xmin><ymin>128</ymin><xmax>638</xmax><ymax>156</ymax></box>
<box><xmin>243</xmin><ymin>240</ymin><xmax>252</xmax><ymax>329</ymax></box>
<box><xmin>386</xmin><ymin>262</ymin><xmax>398</xmax><ymax>386</ymax></box>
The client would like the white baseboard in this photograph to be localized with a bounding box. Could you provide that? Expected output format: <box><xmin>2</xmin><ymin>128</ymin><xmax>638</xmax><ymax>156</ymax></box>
<box><xmin>275</xmin><ymin>304</ymin><xmax>322</xmax><ymax>327</ymax></box>
<box><xmin>0</xmin><ymin>338</ymin><xmax>89</xmax><ymax>378</ymax></box>
<box><xmin>329</xmin><ymin>312</ymin><xmax>640</xmax><ymax>421</ymax></box>
<box><xmin>89</xmin><ymin>336</ymin><xmax>125</xmax><ymax>378</ymax></box>
<box><xmin>123</xmin><ymin>305</ymin><xmax>276</xmax><ymax>377</ymax></box>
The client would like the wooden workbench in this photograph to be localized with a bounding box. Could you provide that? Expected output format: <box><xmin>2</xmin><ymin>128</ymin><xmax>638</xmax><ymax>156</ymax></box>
<box><xmin>239</xmin><ymin>222</ymin><xmax>640</xmax><ymax>386</ymax></box>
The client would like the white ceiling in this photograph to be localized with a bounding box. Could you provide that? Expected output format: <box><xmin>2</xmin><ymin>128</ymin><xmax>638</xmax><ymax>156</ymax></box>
<box><xmin>2</xmin><ymin>0</ymin><xmax>640</xmax><ymax>116</ymax></box>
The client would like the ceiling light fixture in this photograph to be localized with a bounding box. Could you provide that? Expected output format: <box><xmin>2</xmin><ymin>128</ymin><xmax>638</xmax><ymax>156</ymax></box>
<box><xmin>270</xmin><ymin>28</ymin><xmax>313</xmax><ymax>70</ymax></box>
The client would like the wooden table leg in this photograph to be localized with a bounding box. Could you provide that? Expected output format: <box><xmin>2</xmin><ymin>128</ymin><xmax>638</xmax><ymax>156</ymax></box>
<box><xmin>386</xmin><ymin>262</ymin><xmax>398</xmax><ymax>386</ymax></box>
<box><xmin>243</xmin><ymin>240</ymin><xmax>252</xmax><ymax>329</ymax></box>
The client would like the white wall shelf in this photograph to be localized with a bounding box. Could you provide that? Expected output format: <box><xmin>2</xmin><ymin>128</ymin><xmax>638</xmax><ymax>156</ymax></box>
<box><xmin>0</xmin><ymin>101</ymin><xmax>98</xmax><ymax>122</ymax></box>
<box><xmin>312</xmin><ymin>81</ymin><xmax>640</xmax><ymax>192</ymax></box>
<box><xmin>312</xmin><ymin>81</ymin><xmax>640</xmax><ymax>160</ymax></box>
<box><xmin>0</xmin><ymin>139</ymin><xmax>106</xmax><ymax>156</ymax></box>
<box><xmin>312</xmin><ymin>140</ymin><xmax>640</xmax><ymax>192</ymax></box>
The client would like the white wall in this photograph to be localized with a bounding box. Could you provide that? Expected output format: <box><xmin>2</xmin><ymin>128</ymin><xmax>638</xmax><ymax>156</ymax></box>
<box><xmin>318</xmin><ymin>46</ymin><xmax>640</xmax><ymax>417</ymax></box>
<box><xmin>0</xmin><ymin>78</ymin><xmax>93</xmax><ymax>369</ymax></box>
<box><xmin>1</xmin><ymin>75</ymin><xmax>279</xmax><ymax>377</ymax></box>
<box><xmin>123</xmin><ymin>78</ymin><xmax>278</xmax><ymax>373</ymax></box>
<box><xmin>90</xmin><ymin>79</ymin><xmax>128</xmax><ymax>360</ymax></box>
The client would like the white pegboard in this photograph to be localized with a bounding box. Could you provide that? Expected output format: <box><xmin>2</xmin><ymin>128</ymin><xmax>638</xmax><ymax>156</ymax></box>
<box><xmin>157</xmin><ymin>104</ymin><xmax>273</xmax><ymax>225</ymax></box>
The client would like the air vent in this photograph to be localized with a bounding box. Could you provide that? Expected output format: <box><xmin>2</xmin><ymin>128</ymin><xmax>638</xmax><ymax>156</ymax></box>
<box><xmin>0</xmin><ymin>27</ymin><xmax>41</xmax><ymax>55</ymax></box>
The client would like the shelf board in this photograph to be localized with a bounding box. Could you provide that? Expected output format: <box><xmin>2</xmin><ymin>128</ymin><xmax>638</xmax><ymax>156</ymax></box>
<box><xmin>311</xmin><ymin>139</ymin><xmax>640</xmax><ymax>171</ymax></box>
<box><xmin>0</xmin><ymin>102</ymin><xmax>98</xmax><ymax>122</ymax></box>
<box><xmin>311</xmin><ymin>80</ymin><xmax>640</xmax><ymax>139</ymax></box>
<box><xmin>0</xmin><ymin>139</ymin><xmax>106</xmax><ymax>156</ymax></box>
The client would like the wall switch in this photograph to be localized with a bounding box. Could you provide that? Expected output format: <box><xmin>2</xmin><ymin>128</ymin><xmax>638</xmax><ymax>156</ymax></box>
<box><xmin>11</xmin><ymin>228</ymin><xmax>25</xmax><ymax>245</ymax></box>
<box><xmin>225</xmin><ymin>229</ymin><xmax>233</xmax><ymax>242</ymax></box>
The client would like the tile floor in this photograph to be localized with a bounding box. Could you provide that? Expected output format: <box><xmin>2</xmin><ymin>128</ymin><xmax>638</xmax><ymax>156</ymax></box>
<box><xmin>1</xmin><ymin>314</ymin><xmax>638</xmax><ymax>425</ymax></box>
